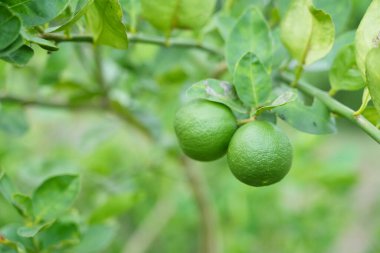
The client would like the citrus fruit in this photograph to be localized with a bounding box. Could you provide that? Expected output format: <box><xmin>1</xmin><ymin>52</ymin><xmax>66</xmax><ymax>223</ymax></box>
<box><xmin>174</xmin><ymin>99</ymin><xmax>237</xmax><ymax>161</ymax></box>
<box><xmin>227</xmin><ymin>120</ymin><xmax>293</xmax><ymax>186</ymax></box>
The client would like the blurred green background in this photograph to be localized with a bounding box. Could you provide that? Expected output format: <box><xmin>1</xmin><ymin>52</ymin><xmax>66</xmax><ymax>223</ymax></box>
<box><xmin>1</xmin><ymin>0</ymin><xmax>380</xmax><ymax>252</ymax></box>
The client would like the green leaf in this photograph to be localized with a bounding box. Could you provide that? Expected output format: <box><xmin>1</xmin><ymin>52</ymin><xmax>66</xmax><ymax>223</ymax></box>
<box><xmin>0</xmin><ymin>173</ymin><xmax>17</xmax><ymax>204</ymax></box>
<box><xmin>0</xmin><ymin>3</ymin><xmax>21</xmax><ymax>51</ymax></box>
<box><xmin>89</xmin><ymin>192</ymin><xmax>141</xmax><ymax>223</ymax></box>
<box><xmin>255</xmin><ymin>91</ymin><xmax>297</xmax><ymax>115</ymax></box>
<box><xmin>17</xmin><ymin>221</ymin><xmax>52</xmax><ymax>238</ymax></box>
<box><xmin>362</xmin><ymin>106</ymin><xmax>380</xmax><ymax>127</ymax></box>
<box><xmin>0</xmin><ymin>35</ymin><xmax>23</xmax><ymax>57</ymax></box>
<box><xmin>86</xmin><ymin>0</ymin><xmax>128</xmax><ymax>49</ymax></box>
<box><xmin>0</xmin><ymin>45</ymin><xmax>34</xmax><ymax>66</ymax></box>
<box><xmin>280</xmin><ymin>0</ymin><xmax>335</xmax><ymax>65</ymax></box>
<box><xmin>48</xmin><ymin>0</ymin><xmax>95</xmax><ymax>32</ymax></box>
<box><xmin>366</xmin><ymin>47</ymin><xmax>380</xmax><ymax>116</ymax></box>
<box><xmin>226</xmin><ymin>7</ymin><xmax>272</xmax><ymax>72</ymax></box>
<box><xmin>71</xmin><ymin>225</ymin><xmax>116</xmax><ymax>253</ymax></box>
<box><xmin>4</xmin><ymin>0</ymin><xmax>70</xmax><ymax>26</ymax></box>
<box><xmin>186</xmin><ymin>79</ymin><xmax>248</xmax><ymax>114</ymax></box>
<box><xmin>32</xmin><ymin>175</ymin><xmax>80</xmax><ymax>221</ymax></box>
<box><xmin>141</xmin><ymin>0</ymin><xmax>216</xmax><ymax>34</ymax></box>
<box><xmin>274</xmin><ymin>92</ymin><xmax>337</xmax><ymax>134</ymax></box>
<box><xmin>355</xmin><ymin>0</ymin><xmax>380</xmax><ymax>79</ymax></box>
<box><xmin>38</xmin><ymin>222</ymin><xmax>80</xmax><ymax>250</ymax></box>
<box><xmin>20</xmin><ymin>31</ymin><xmax>58</xmax><ymax>51</ymax></box>
<box><xmin>12</xmin><ymin>194</ymin><xmax>33</xmax><ymax>219</ymax></box>
<box><xmin>314</xmin><ymin>0</ymin><xmax>351</xmax><ymax>34</ymax></box>
<box><xmin>233</xmin><ymin>52</ymin><xmax>272</xmax><ymax>109</ymax></box>
<box><xmin>329</xmin><ymin>44</ymin><xmax>365</xmax><ymax>92</ymax></box>
<box><xmin>0</xmin><ymin>105</ymin><xmax>29</xmax><ymax>136</ymax></box>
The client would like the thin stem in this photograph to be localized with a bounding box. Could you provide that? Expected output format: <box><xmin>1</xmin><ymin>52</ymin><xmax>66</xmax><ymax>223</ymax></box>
<box><xmin>181</xmin><ymin>156</ymin><xmax>221</xmax><ymax>253</ymax></box>
<box><xmin>93</xmin><ymin>46</ymin><xmax>109</xmax><ymax>108</ymax></box>
<box><xmin>280</xmin><ymin>73</ymin><xmax>380</xmax><ymax>144</ymax></box>
<box><xmin>40</xmin><ymin>33</ymin><xmax>223</xmax><ymax>57</ymax></box>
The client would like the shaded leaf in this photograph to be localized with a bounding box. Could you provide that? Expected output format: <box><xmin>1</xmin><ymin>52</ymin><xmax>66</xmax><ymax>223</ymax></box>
<box><xmin>226</xmin><ymin>7</ymin><xmax>272</xmax><ymax>72</ymax></box>
<box><xmin>274</xmin><ymin>92</ymin><xmax>336</xmax><ymax>134</ymax></box>
<box><xmin>355</xmin><ymin>0</ymin><xmax>380</xmax><ymax>78</ymax></box>
<box><xmin>186</xmin><ymin>79</ymin><xmax>248</xmax><ymax>114</ymax></box>
<box><xmin>4</xmin><ymin>0</ymin><xmax>70</xmax><ymax>26</ymax></box>
<box><xmin>71</xmin><ymin>225</ymin><xmax>116</xmax><ymax>253</ymax></box>
<box><xmin>0</xmin><ymin>45</ymin><xmax>34</xmax><ymax>66</ymax></box>
<box><xmin>256</xmin><ymin>91</ymin><xmax>297</xmax><ymax>115</ymax></box>
<box><xmin>233</xmin><ymin>52</ymin><xmax>271</xmax><ymax>109</ymax></box>
<box><xmin>0</xmin><ymin>4</ymin><xmax>21</xmax><ymax>51</ymax></box>
<box><xmin>20</xmin><ymin>31</ymin><xmax>58</xmax><ymax>51</ymax></box>
<box><xmin>32</xmin><ymin>175</ymin><xmax>80</xmax><ymax>221</ymax></box>
<box><xmin>86</xmin><ymin>0</ymin><xmax>128</xmax><ymax>49</ymax></box>
<box><xmin>0</xmin><ymin>173</ymin><xmax>17</xmax><ymax>204</ymax></box>
<box><xmin>0</xmin><ymin>35</ymin><xmax>24</xmax><ymax>57</ymax></box>
<box><xmin>17</xmin><ymin>221</ymin><xmax>52</xmax><ymax>238</ymax></box>
<box><xmin>12</xmin><ymin>194</ymin><xmax>33</xmax><ymax>219</ymax></box>
<box><xmin>38</xmin><ymin>222</ymin><xmax>80</xmax><ymax>251</ymax></box>
<box><xmin>329</xmin><ymin>44</ymin><xmax>365</xmax><ymax>92</ymax></box>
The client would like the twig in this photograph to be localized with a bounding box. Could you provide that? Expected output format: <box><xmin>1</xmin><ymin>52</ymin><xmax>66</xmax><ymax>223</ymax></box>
<box><xmin>181</xmin><ymin>156</ymin><xmax>222</xmax><ymax>253</ymax></box>
<box><xmin>40</xmin><ymin>33</ymin><xmax>223</xmax><ymax>57</ymax></box>
<box><xmin>279</xmin><ymin>73</ymin><xmax>380</xmax><ymax>144</ymax></box>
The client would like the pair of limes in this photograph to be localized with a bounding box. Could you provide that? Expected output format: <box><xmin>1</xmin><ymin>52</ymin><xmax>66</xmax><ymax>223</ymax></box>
<box><xmin>174</xmin><ymin>100</ymin><xmax>293</xmax><ymax>187</ymax></box>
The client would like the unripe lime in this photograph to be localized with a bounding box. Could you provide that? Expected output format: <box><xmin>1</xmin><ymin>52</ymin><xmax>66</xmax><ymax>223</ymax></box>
<box><xmin>227</xmin><ymin>120</ymin><xmax>293</xmax><ymax>187</ymax></box>
<box><xmin>174</xmin><ymin>100</ymin><xmax>237</xmax><ymax>161</ymax></box>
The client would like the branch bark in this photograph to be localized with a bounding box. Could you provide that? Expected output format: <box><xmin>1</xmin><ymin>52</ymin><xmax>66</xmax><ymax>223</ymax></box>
<box><xmin>40</xmin><ymin>33</ymin><xmax>223</xmax><ymax>57</ymax></box>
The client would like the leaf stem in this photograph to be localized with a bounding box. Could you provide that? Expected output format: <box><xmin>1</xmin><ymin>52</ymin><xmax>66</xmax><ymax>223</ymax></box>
<box><xmin>40</xmin><ymin>33</ymin><xmax>223</xmax><ymax>57</ymax></box>
<box><xmin>280</xmin><ymin>73</ymin><xmax>380</xmax><ymax>144</ymax></box>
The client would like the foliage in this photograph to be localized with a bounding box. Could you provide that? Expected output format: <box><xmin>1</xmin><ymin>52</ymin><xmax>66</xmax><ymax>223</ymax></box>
<box><xmin>0</xmin><ymin>0</ymin><xmax>379</xmax><ymax>252</ymax></box>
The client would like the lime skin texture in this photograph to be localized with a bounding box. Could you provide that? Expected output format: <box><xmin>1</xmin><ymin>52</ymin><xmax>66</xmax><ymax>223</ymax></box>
<box><xmin>174</xmin><ymin>99</ymin><xmax>237</xmax><ymax>161</ymax></box>
<box><xmin>227</xmin><ymin>120</ymin><xmax>293</xmax><ymax>187</ymax></box>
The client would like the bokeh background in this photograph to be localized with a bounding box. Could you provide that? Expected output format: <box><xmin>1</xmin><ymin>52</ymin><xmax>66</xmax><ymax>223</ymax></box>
<box><xmin>0</xmin><ymin>0</ymin><xmax>379</xmax><ymax>252</ymax></box>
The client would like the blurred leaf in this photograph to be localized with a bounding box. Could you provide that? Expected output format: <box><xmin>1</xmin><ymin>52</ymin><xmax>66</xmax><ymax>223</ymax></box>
<box><xmin>233</xmin><ymin>52</ymin><xmax>271</xmax><ymax>109</ymax></box>
<box><xmin>17</xmin><ymin>221</ymin><xmax>52</xmax><ymax>238</ymax></box>
<box><xmin>71</xmin><ymin>224</ymin><xmax>116</xmax><ymax>253</ymax></box>
<box><xmin>48</xmin><ymin>0</ymin><xmax>95</xmax><ymax>32</ymax></box>
<box><xmin>0</xmin><ymin>45</ymin><xmax>34</xmax><ymax>66</ymax></box>
<box><xmin>20</xmin><ymin>31</ymin><xmax>58</xmax><ymax>51</ymax></box>
<box><xmin>141</xmin><ymin>0</ymin><xmax>216</xmax><ymax>34</ymax></box>
<box><xmin>281</xmin><ymin>0</ymin><xmax>335</xmax><ymax>65</ymax></box>
<box><xmin>0</xmin><ymin>4</ymin><xmax>21</xmax><ymax>51</ymax></box>
<box><xmin>362</xmin><ymin>106</ymin><xmax>380</xmax><ymax>127</ymax></box>
<box><xmin>366</xmin><ymin>47</ymin><xmax>380</xmax><ymax>115</ymax></box>
<box><xmin>0</xmin><ymin>105</ymin><xmax>28</xmax><ymax>136</ymax></box>
<box><xmin>39</xmin><ymin>49</ymin><xmax>70</xmax><ymax>85</ymax></box>
<box><xmin>0</xmin><ymin>35</ymin><xmax>23</xmax><ymax>57</ymax></box>
<box><xmin>226</xmin><ymin>7</ymin><xmax>272</xmax><ymax>72</ymax></box>
<box><xmin>32</xmin><ymin>175</ymin><xmax>80</xmax><ymax>221</ymax></box>
<box><xmin>38</xmin><ymin>222</ymin><xmax>80</xmax><ymax>251</ymax></box>
<box><xmin>12</xmin><ymin>194</ymin><xmax>33</xmax><ymax>219</ymax></box>
<box><xmin>329</xmin><ymin>44</ymin><xmax>365</xmax><ymax>92</ymax></box>
<box><xmin>186</xmin><ymin>79</ymin><xmax>248</xmax><ymax>114</ymax></box>
<box><xmin>0</xmin><ymin>173</ymin><xmax>17</xmax><ymax>204</ymax></box>
<box><xmin>314</xmin><ymin>0</ymin><xmax>351</xmax><ymax>34</ymax></box>
<box><xmin>355</xmin><ymin>0</ymin><xmax>380</xmax><ymax>78</ymax></box>
<box><xmin>4</xmin><ymin>0</ymin><xmax>70</xmax><ymax>26</ymax></box>
<box><xmin>89</xmin><ymin>192</ymin><xmax>141</xmax><ymax>223</ymax></box>
<box><xmin>1</xmin><ymin>224</ymin><xmax>31</xmax><ymax>253</ymax></box>
<box><xmin>214</xmin><ymin>13</ymin><xmax>236</xmax><ymax>41</ymax></box>
<box><xmin>255</xmin><ymin>91</ymin><xmax>297</xmax><ymax>115</ymax></box>
<box><xmin>274</xmin><ymin>92</ymin><xmax>337</xmax><ymax>134</ymax></box>
<box><xmin>86</xmin><ymin>0</ymin><xmax>128</xmax><ymax>49</ymax></box>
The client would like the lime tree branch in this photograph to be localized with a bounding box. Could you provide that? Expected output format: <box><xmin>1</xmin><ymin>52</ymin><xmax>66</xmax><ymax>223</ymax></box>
<box><xmin>40</xmin><ymin>33</ymin><xmax>223</xmax><ymax>56</ymax></box>
<box><xmin>279</xmin><ymin>73</ymin><xmax>380</xmax><ymax>144</ymax></box>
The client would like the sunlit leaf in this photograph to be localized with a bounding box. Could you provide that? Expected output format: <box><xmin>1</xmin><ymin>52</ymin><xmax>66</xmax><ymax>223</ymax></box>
<box><xmin>0</xmin><ymin>45</ymin><xmax>34</xmax><ymax>66</ymax></box>
<box><xmin>355</xmin><ymin>0</ymin><xmax>380</xmax><ymax>78</ymax></box>
<box><xmin>366</xmin><ymin>47</ymin><xmax>380</xmax><ymax>115</ymax></box>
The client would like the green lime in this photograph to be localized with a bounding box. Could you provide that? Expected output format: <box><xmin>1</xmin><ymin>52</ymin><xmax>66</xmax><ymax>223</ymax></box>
<box><xmin>174</xmin><ymin>99</ymin><xmax>237</xmax><ymax>161</ymax></box>
<box><xmin>227</xmin><ymin>120</ymin><xmax>293</xmax><ymax>187</ymax></box>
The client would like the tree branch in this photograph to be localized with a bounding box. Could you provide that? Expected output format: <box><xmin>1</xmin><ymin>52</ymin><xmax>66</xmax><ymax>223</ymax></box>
<box><xmin>279</xmin><ymin>73</ymin><xmax>380</xmax><ymax>144</ymax></box>
<box><xmin>181</xmin><ymin>156</ymin><xmax>222</xmax><ymax>253</ymax></box>
<box><xmin>40</xmin><ymin>33</ymin><xmax>223</xmax><ymax>57</ymax></box>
